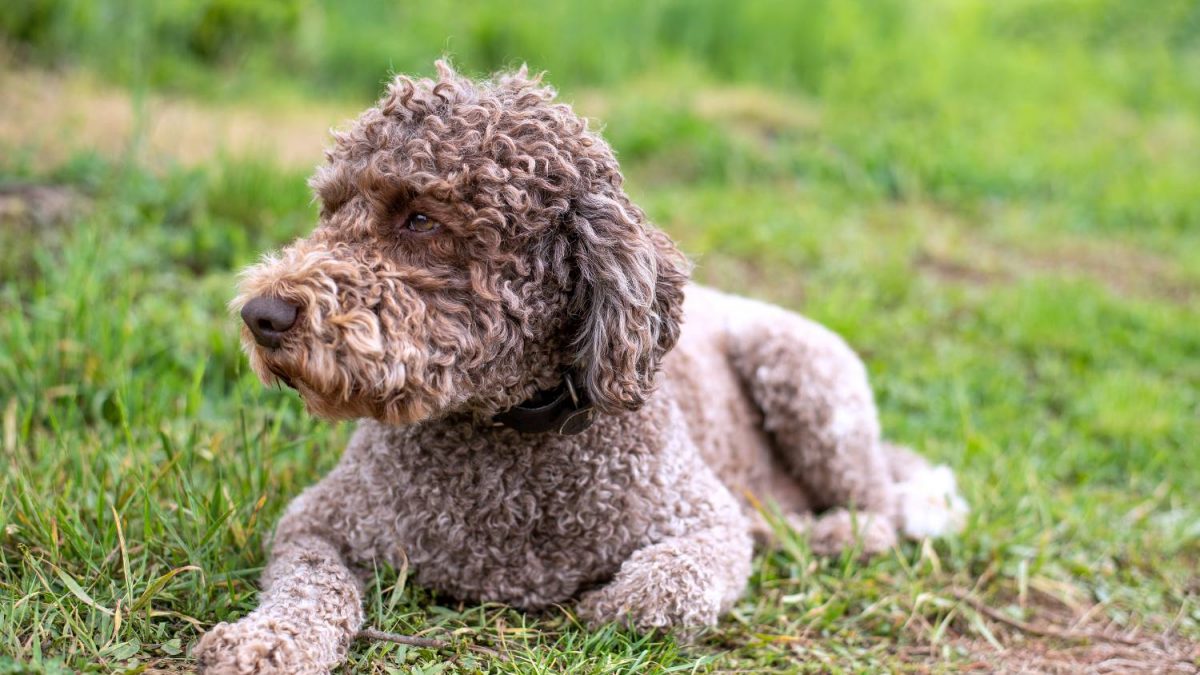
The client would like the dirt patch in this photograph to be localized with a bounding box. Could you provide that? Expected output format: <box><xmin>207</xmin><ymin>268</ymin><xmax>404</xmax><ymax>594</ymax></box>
<box><xmin>0</xmin><ymin>182</ymin><xmax>89</xmax><ymax>278</ymax></box>
<box><xmin>690</xmin><ymin>253</ymin><xmax>808</xmax><ymax>307</ymax></box>
<box><xmin>0</xmin><ymin>183</ymin><xmax>86</xmax><ymax>229</ymax></box>
<box><xmin>921</xmin><ymin>584</ymin><xmax>1199</xmax><ymax>674</ymax></box>
<box><xmin>1019</xmin><ymin>238</ymin><xmax>1197</xmax><ymax>304</ymax></box>
<box><xmin>920</xmin><ymin>635</ymin><xmax>1199</xmax><ymax>674</ymax></box>
<box><xmin>911</xmin><ymin>205</ymin><xmax>1197</xmax><ymax>305</ymax></box>
<box><xmin>574</xmin><ymin>79</ymin><xmax>819</xmax><ymax>148</ymax></box>
<box><xmin>917</xmin><ymin>240</ymin><xmax>1198</xmax><ymax>305</ymax></box>
<box><xmin>691</xmin><ymin>85</ymin><xmax>821</xmax><ymax>146</ymax></box>
<box><xmin>914</xmin><ymin>251</ymin><xmax>1011</xmax><ymax>288</ymax></box>
<box><xmin>773</xmin><ymin>613</ymin><xmax>1196</xmax><ymax>674</ymax></box>
<box><xmin>0</xmin><ymin>67</ymin><xmax>357</xmax><ymax>170</ymax></box>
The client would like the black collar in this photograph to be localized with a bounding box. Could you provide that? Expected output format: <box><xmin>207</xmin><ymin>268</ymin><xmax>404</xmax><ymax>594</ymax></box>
<box><xmin>492</xmin><ymin>372</ymin><xmax>595</xmax><ymax>435</ymax></box>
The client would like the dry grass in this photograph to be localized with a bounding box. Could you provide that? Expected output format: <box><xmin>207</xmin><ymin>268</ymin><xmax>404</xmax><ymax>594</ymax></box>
<box><xmin>0</xmin><ymin>66</ymin><xmax>354</xmax><ymax>170</ymax></box>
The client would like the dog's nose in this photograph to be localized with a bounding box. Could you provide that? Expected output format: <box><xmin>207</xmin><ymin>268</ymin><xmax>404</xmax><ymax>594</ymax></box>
<box><xmin>241</xmin><ymin>295</ymin><xmax>298</xmax><ymax>348</ymax></box>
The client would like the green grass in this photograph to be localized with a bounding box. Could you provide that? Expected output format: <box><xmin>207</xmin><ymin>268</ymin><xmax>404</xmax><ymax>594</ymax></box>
<box><xmin>2</xmin><ymin>0</ymin><xmax>1199</xmax><ymax>672</ymax></box>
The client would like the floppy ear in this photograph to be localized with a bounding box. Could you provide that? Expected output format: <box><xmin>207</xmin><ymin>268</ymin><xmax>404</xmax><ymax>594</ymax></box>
<box><xmin>569</xmin><ymin>192</ymin><xmax>689</xmax><ymax>413</ymax></box>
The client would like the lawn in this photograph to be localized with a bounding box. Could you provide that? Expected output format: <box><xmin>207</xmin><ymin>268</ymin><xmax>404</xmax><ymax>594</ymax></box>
<box><xmin>1</xmin><ymin>1</ymin><xmax>1198</xmax><ymax>672</ymax></box>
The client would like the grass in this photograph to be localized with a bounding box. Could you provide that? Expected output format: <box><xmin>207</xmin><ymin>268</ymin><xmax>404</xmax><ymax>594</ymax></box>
<box><xmin>1</xmin><ymin>0</ymin><xmax>1199</xmax><ymax>672</ymax></box>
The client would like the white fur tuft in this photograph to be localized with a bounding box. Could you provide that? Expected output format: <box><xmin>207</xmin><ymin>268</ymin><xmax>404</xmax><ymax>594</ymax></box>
<box><xmin>895</xmin><ymin>465</ymin><xmax>969</xmax><ymax>539</ymax></box>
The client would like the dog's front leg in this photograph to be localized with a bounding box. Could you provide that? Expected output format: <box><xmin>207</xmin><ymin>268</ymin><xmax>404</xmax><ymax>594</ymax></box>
<box><xmin>194</xmin><ymin>517</ymin><xmax>365</xmax><ymax>674</ymax></box>
<box><xmin>192</xmin><ymin>473</ymin><xmax>367</xmax><ymax>672</ymax></box>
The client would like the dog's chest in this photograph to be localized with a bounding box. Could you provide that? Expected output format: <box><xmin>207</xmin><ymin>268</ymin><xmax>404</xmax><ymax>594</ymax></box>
<box><xmin>365</xmin><ymin>424</ymin><xmax>658</xmax><ymax>607</ymax></box>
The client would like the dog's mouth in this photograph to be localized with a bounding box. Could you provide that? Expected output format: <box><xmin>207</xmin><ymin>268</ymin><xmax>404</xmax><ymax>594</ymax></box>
<box><xmin>268</xmin><ymin>365</ymin><xmax>298</xmax><ymax>391</ymax></box>
<box><xmin>253</xmin><ymin>346</ymin><xmax>401</xmax><ymax>420</ymax></box>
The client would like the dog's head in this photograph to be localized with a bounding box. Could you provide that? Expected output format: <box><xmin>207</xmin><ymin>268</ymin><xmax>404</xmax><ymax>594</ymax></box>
<box><xmin>233</xmin><ymin>62</ymin><xmax>688</xmax><ymax>425</ymax></box>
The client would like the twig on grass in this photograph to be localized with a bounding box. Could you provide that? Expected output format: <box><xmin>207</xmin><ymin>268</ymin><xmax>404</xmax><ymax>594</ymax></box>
<box><xmin>357</xmin><ymin>627</ymin><xmax>507</xmax><ymax>660</ymax></box>
<box><xmin>949</xmin><ymin>589</ymin><xmax>1141</xmax><ymax>647</ymax></box>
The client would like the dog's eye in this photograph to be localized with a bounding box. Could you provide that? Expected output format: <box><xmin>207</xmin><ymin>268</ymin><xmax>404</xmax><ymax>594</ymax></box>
<box><xmin>405</xmin><ymin>213</ymin><xmax>440</xmax><ymax>233</ymax></box>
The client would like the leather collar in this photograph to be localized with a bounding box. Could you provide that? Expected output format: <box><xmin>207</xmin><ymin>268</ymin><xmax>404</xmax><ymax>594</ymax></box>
<box><xmin>492</xmin><ymin>372</ymin><xmax>595</xmax><ymax>435</ymax></box>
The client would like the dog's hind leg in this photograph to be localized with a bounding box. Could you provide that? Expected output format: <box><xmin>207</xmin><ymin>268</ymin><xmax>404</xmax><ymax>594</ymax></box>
<box><xmin>725</xmin><ymin>299</ymin><xmax>967</xmax><ymax>553</ymax></box>
<box><xmin>726</xmin><ymin>301</ymin><xmax>900</xmax><ymax>555</ymax></box>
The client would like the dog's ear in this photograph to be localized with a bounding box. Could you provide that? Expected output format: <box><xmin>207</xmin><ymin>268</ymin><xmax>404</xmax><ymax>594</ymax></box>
<box><xmin>569</xmin><ymin>193</ymin><xmax>689</xmax><ymax>414</ymax></box>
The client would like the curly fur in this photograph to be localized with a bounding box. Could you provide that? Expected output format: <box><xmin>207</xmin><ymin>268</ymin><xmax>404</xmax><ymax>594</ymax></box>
<box><xmin>193</xmin><ymin>62</ymin><xmax>967</xmax><ymax>673</ymax></box>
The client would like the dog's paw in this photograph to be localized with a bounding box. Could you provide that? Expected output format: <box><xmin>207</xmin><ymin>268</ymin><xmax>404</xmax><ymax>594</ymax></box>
<box><xmin>576</xmin><ymin>583</ymin><xmax>719</xmax><ymax>634</ymax></box>
<box><xmin>895</xmin><ymin>464</ymin><xmax>969</xmax><ymax>539</ymax></box>
<box><xmin>575</xmin><ymin>558</ymin><xmax>724</xmax><ymax>632</ymax></box>
<box><xmin>193</xmin><ymin>617</ymin><xmax>335</xmax><ymax>675</ymax></box>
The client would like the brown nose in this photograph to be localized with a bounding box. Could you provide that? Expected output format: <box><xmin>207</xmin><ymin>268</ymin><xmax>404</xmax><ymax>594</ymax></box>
<box><xmin>241</xmin><ymin>295</ymin><xmax>298</xmax><ymax>348</ymax></box>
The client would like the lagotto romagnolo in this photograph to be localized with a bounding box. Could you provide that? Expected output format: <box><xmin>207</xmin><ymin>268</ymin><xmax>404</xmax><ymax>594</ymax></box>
<box><xmin>195</xmin><ymin>61</ymin><xmax>968</xmax><ymax>674</ymax></box>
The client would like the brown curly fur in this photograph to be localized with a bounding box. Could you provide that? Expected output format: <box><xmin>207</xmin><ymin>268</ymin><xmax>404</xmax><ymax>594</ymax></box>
<box><xmin>193</xmin><ymin>62</ymin><xmax>967</xmax><ymax>673</ymax></box>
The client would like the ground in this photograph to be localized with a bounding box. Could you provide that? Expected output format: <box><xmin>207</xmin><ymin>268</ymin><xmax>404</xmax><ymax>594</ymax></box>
<box><xmin>1</xmin><ymin>1</ymin><xmax>1199</xmax><ymax>672</ymax></box>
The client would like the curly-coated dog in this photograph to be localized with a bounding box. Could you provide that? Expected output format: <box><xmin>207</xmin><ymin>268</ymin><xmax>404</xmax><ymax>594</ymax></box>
<box><xmin>195</xmin><ymin>62</ymin><xmax>968</xmax><ymax>673</ymax></box>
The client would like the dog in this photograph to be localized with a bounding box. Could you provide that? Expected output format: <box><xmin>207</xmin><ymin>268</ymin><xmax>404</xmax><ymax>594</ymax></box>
<box><xmin>195</xmin><ymin>61</ymin><xmax>967</xmax><ymax>674</ymax></box>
